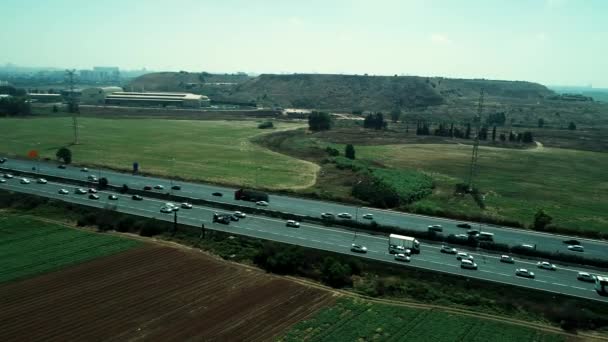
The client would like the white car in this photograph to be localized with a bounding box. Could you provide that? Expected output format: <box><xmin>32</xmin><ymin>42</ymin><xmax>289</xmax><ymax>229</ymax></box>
<box><xmin>395</xmin><ymin>253</ymin><xmax>410</xmax><ymax>262</ymax></box>
<box><xmin>286</xmin><ymin>220</ymin><xmax>300</xmax><ymax>228</ymax></box>
<box><xmin>321</xmin><ymin>213</ymin><xmax>334</xmax><ymax>219</ymax></box>
<box><xmin>154</xmin><ymin>185</ymin><xmax>164</xmax><ymax>190</ymax></box>
<box><xmin>20</xmin><ymin>178</ymin><xmax>30</xmax><ymax>184</ymax></box>
<box><xmin>75</xmin><ymin>188</ymin><xmax>87</xmax><ymax>194</ymax></box>
<box><xmin>256</xmin><ymin>201</ymin><xmax>269</xmax><ymax>206</ymax></box>
<box><xmin>181</xmin><ymin>202</ymin><xmax>193</xmax><ymax>209</ymax></box>
<box><xmin>362</xmin><ymin>213</ymin><xmax>373</xmax><ymax>219</ymax></box>
<box><xmin>58</xmin><ymin>189</ymin><xmax>69</xmax><ymax>194</ymax></box>
<box><xmin>521</xmin><ymin>244</ymin><xmax>535</xmax><ymax>249</ymax></box>
<box><xmin>0</xmin><ymin>179</ymin><xmax>5</xmax><ymax>183</ymax></box>
<box><xmin>37</xmin><ymin>178</ymin><xmax>47</xmax><ymax>184</ymax></box>
<box><xmin>537</xmin><ymin>261</ymin><xmax>556</xmax><ymax>271</ymax></box>
<box><xmin>460</xmin><ymin>259</ymin><xmax>478</xmax><ymax>270</ymax></box>
<box><xmin>88</xmin><ymin>188</ymin><xmax>98</xmax><ymax>194</ymax></box>
<box><xmin>455</xmin><ymin>234</ymin><xmax>468</xmax><ymax>239</ymax></box>
<box><xmin>456</xmin><ymin>252</ymin><xmax>474</xmax><ymax>261</ymax></box>
<box><xmin>577</xmin><ymin>272</ymin><xmax>596</xmax><ymax>282</ymax></box>
<box><xmin>516</xmin><ymin>268</ymin><xmax>535</xmax><ymax>278</ymax></box>
<box><xmin>351</xmin><ymin>244</ymin><xmax>367</xmax><ymax>253</ymax></box>
<box><xmin>87</xmin><ymin>175</ymin><xmax>98</xmax><ymax>182</ymax></box>
<box><xmin>234</xmin><ymin>211</ymin><xmax>246</xmax><ymax>218</ymax></box>
<box><xmin>81</xmin><ymin>167</ymin><xmax>88</xmax><ymax>172</ymax></box>
<box><xmin>500</xmin><ymin>255</ymin><xmax>514</xmax><ymax>263</ymax></box>
<box><xmin>108</xmin><ymin>195</ymin><xmax>118</xmax><ymax>200</ymax></box>
<box><xmin>338</xmin><ymin>213</ymin><xmax>352</xmax><ymax>219</ymax></box>
<box><xmin>568</xmin><ymin>245</ymin><xmax>584</xmax><ymax>252</ymax></box>
<box><xmin>160</xmin><ymin>206</ymin><xmax>174</xmax><ymax>213</ymax></box>
<box><xmin>164</xmin><ymin>202</ymin><xmax>179</xmax><ymax>211</ymax></box>
<box><xmin>428</xmin><ymin>224</ymin><xmax>443</xmax><ymax>232</ymax></box>
<box><xmin>3</xmin><ymin>173</ymin><xmax>13</xmax><ymax>179</ymax></box>
<box><xmin>440</xmin><ymin>245</ymin><xmax>457</xmax><ymax>254</ymax></box>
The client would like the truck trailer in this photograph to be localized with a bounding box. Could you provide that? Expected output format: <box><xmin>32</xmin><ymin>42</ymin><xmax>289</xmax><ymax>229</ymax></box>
<box><xmin>388</xmin><ymin>234</ymin><xmax>420</xmax><ymax>254</ymax></box>
<box><xmin>234</xmin><ymin>188</ymin><xmax>269</xmax><ymax>202</ymax></box>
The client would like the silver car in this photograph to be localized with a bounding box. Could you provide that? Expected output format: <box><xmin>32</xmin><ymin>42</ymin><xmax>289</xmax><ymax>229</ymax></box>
<box><xmin>460</xmin><ymin>259</ymin><xmax>478</xmax><ymax>270</ymax></box>
<box><xmin>395</xmin><ymin>253</ymin><xmax>410</xmax><ymax>262</ymax></box>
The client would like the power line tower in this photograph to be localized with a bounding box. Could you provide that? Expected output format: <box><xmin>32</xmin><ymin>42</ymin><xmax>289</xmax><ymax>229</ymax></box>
<box><xmin>466</xmin><ymin>88</ymin><xmax>484</xmax><ymax>192</ymax></box>
<box><xmin>65</xmin><ymin>69</ymin><xmax>79</xmax><ymax>144</ymax></box>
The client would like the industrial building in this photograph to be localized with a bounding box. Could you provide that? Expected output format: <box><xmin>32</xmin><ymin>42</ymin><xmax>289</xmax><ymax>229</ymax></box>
<box><xmin>81</xmin><ymin>87</ymin><xmax>123</xmax><ymax>105</ymax></box>
<box><xmin>80</xmin><ymin>87</ymin><xmax>210</xmax><ymax>108</ymax></box>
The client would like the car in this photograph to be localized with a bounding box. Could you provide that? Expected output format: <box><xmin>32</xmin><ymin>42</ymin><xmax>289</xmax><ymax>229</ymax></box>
<box><xmin>516</xmin><ymin>268</ymin><xmax>535</xmax><ymax>279</ymax></box>
<box><xmin>351</xmin><ymin>244</ymin><xmax>367</xmax><ymax>253</ymax></box>
<box><xmin>164</xmin><ymin>202</ymin><xmax>179</xmax><ymax>211</ymax></box>
<box><xmin>234</xmin><ymin>211</ymin><xmax>246</xmax><ymax>218</ymax></box>
<box><xmin>428</xmin><ymin>224</ymin><xmax>443</xmax><ymax>232</ymax></box>
<box><xmin>500</xmin><ymin>255</ymin><xmax>514</xmax><ymax>263</ymax></box>
<box><xmin>537</xmin><ymin>261</ymin><xmax>556</xmax><ymax>271</ymax></box>
<box><xmin>87</xmin><ymin>175</ymin><xmax>98</xmax><ymax>182</ymax></box>
<box><xmin>455</xmin><ymin>234</ymin><xmax>469</xmax><ymax>239</ymax></box>
<box><xmin>132</xmin><ymin>195</ymin><xmax>143</xmax><ymax>201</ymax></box>
<box><xmin>337</xmin><ymin>213</ymin><xmax>352</xmax><ymax>219</ymax></box>
<box><xmin>81</xmin><ymin>167</ymin><xmax>88</xmax><ymax>172</ymax></box>
<box><xmin>143</xmin><ymin>185</ymin><xmax>152</xmax><ymax>191</ymax></box>
<box><xmin>520</xmin><ymin>244</ymin><xmax>536</xmax><ymax>250</ymax></box>
<box><xmin>394</xmin><ymin>253</ymin><xmax>411</xmax><ymax>262</ymax></box>
<box><xmin>230</xmin><ymin>215</ymin><xmax>240</xmax><ymax>221</ymax></box>
<box><xmin>286</xmin><ymin>220</ymin><xmax>300</xmax><ymax>228</ymax></box>
<box><xmin>213</xmin><ymin>213</ymin><xmax>231</xmax><ymax>225</ymax></box>
<box><xmin>0</xmin><ymin>179</ymin><xmax>5</xmax><ymax>183</ymax></box>
<box><xmin>568</xmin><ymin>245</ymin><xmax>584</xmax><ymax>252</ymax></box>
<box><xmin>58</xmin><ymin>164</ymin><xmax>66</xmax><ymax>169</ymax></box>
<box><xmin>466</xmin><ymin>230</ymin><xmax>480</xmax><ymax>236</ymax></box>
<box><xmin>457</xmin><ymin>223</ymin><xmax>472</xmax><ymax>229</ymax></box>
<box><xmin>577</xmin><ymin>272</ymin><xmax>596</xmax><ymax>282</ymax></box>
<box><xmin>460</xmin><ymin>259</ymin><xmax>478</xmax><ymax>270</ymax></box>
<box><xmin>563</xmin><ymin>239</ymin><xmax>580</xmax><ymax>245</ymax></box>
<box><xmin>154</xmin><ymin>185</ymin><xmax>164</xmax><ymax>190</ymax></box>
<box><xmin>20</xmin><ymin>178</ymin><xmax>30</xmax><ymax>184</ymax></box>
<box><xmin>256</xmin><ymin>200</ymin><xmax>269</xmax><ymax>206</ymax></box>
<box><xmin>58</xmin><ymin>189</ymin><xmax>69</xmax><ymax>194</ymax></box>
<box><xmin>362</xmin><ymin>213</ymin><xmax>374</xmax><ymax>219</ymax></box>
<box><xmin>75</xmin><ymin>188</ymin><xmax>87</xmax><ymax>194</ymax></box>
<box><xmin>181</xmin><ymin>202</ymin><xmax>193</xmax><ymax>209</ymax></box>
<box><xmin>89</xmin><ymin>194</ymin><xmax>100</xmax><ymax>200</ymax></box>
<box><xmin>88</xmin><ymin>188</ymin><xmax>98</xmax><ymax>194</ymax></box>
<box><xmin>212</xmin><ymin>192</ymin><xmax>223</xmax><ymax>197</ymax></box>
<box><xmin>456</xmin><ymin>252</ymin><xmax>474</xmax><ymax>261</ymax></box>
<box><xmin>440</xmin><ymin>245</ymin><xmax>457</xmax><ymax>254</ymax></box>
<box><xmin>160</xmin><ymin>206</ymin><xmax>174</xmax><ymax>213</ymax></box>
<box><xmin>0</xmin><ymin>157</ymin><xmax>6</xmax><ymax>163</ymax></box>
<box><xmin>171</xmin><ymin>185</ymin><xmax>181</xmax><ymax>190</ymax></box>
<box><xmin>4</xmin><ymin>173</ymin><xmax>13</xmax><ymax>179</ymax></box>
<box><xmin>321</xmin><ymin>212</ymin><xmax>334</xmax><ymax>219</ymax></box>
<box><xmin>37</xmin><ymin>178</ymin><xmax>47</xmax><ymax>184</ymax></box>
<box><xmin>108</xmin><ymin>195</ymin><xmax>118</xmax><ymax>200</ymax></box>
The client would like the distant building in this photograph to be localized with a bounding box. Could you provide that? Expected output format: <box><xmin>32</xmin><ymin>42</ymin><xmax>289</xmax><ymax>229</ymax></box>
<box><xmin>27</xmin><ymin>93</ymin><xmax>62</xmax><ymax>103</ymax></box>
<box><xmin>79</xmin><ymin>67</ymin><xmax>120</xmax><ymax>82</ymax></box>
<box><xmin>80</xmin><ymin>88</ymin><xmax>210</xmax><ymax>108</ymax></box>
<box><xmin>81</xmin><ymin>87</ymin><xmax>123</xmax><ymax>105</ymax></box>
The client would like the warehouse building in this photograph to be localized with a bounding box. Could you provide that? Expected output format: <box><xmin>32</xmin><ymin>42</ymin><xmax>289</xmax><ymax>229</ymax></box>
<box><xmin>80</xmin><ymin>88</ymin><xmax>210</xmax><ymax>108</ymax></box>
<box><xmin>81</xmin><ymin>87</ymin><xmax>123</xmax><ymax>105</ymax></box>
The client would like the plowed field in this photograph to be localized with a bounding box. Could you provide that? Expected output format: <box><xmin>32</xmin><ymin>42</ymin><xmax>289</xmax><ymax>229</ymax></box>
<box><xmin>0</xmin><ymin>245</ymin><xmax>335</xmax><ymax>341</ymax></box>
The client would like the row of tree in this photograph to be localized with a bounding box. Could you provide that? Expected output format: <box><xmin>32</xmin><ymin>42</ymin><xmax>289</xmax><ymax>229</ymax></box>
<box><xmin>0</xmin><ymin>97</ymin><xmax>31</xmax><ymax>116</ymax></box>
<box><xmin>416</xmin><ymin>122</ymin><xmax>535</xmax><ymax>143</ymax></box>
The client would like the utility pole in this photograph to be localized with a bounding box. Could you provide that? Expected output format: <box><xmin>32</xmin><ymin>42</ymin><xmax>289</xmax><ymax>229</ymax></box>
<box><xmin>466</xmin><ymin>89</ymin><xmax>484</xmax><ymax>192</ymax></box>
<box><xmin>66</xmin><ymin>69</ymin><xmax>79</xmax><ymax>144</ymax></box>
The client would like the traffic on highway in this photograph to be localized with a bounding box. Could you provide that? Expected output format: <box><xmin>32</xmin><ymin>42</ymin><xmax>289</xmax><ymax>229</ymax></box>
<box><xmin>1</xmin><ymin>169</ymin><xmax>607</xmax><ymax>303</ymax></box>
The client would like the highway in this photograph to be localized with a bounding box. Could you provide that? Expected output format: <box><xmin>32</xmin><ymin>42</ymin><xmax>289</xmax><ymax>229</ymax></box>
<box><xmin>1</xmin><ymin>174</ymin><xmax>607</xmax><ymax>303</ymax></box>
<box><xmin>2</xmin><ymin>157</ymin><xmax>608</xmax><ymax>259</ymax></box>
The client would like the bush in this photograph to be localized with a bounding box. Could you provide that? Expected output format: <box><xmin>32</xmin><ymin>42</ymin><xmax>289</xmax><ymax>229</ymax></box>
<box><xmin>325</xmin><ymin>146</ymin><xmax>340</xmax><ymax>156</ymax></box>
<box><xmin>258</xmin><ymin>121</ymin><xmax>274</xmax><ymax>129</ymax></box>
<box><xmin>320</xmin><ymin>257</ymin><xmax>352</xmax><ymax>288</ymax></box>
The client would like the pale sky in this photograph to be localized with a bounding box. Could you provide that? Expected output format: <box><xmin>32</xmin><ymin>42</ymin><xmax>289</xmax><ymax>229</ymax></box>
<box><xmin>1</xmin><ymin>0</ymin><xmax>607</xmax><ymax>87</ymax></box>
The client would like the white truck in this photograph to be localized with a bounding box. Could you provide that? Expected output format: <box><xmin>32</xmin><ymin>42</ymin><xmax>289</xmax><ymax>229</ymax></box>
<box><xmin>388</xmin><ymin>234</ymin><xmax>420</xmax><ymax>254</ymax></box>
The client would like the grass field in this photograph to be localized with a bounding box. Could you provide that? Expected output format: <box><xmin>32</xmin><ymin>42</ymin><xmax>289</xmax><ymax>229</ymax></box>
<box><xmin>357</xmin><ymin>143</ymin><xmax>608</xmax><ymax>232</ymax></box>
<box><xmin>281</xmin><ymin>298</ymin><xmax>568</xmax><ymax>342</ymax></box>
<box><xmin>0</xmin><ymin>214</ymin><xmax>140</xmax><ymax>283</ymax></box>
<box><xmin>0</xmin><ymin>117</ymin><xmax>317</xmax><ymax>189</ymax></box>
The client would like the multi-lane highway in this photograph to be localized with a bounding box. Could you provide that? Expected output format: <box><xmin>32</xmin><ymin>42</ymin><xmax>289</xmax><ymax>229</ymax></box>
<box><xmin>1</xmin><ymin>172</ymin><xmax>607</xmax><ymax>303</ymax></box>
<box><xmin>2</xmin><ymin>157</ymin><xmax>608</xmax><ymax>259</ymax></box>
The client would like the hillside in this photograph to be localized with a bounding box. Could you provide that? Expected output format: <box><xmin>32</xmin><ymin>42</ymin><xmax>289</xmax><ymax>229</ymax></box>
<box><xmin>128</xmin><ymin>72</ymin><xmax>556</xmax><ymax>111</ymax></box>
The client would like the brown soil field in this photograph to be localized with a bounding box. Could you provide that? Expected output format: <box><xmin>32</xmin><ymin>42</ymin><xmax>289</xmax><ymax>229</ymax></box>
<box><xmin>0</xmin><ymin>245</ymin><xmax>335</xmax><ymax>341</ymax></box>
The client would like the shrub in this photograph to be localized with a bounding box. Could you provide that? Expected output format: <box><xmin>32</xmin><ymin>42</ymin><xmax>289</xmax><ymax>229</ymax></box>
<box><xmin>258</xmin><ymin>121</ymin><xmax>274</xmax><ymax>129</ymax></box>
<box><xmin>325</xmin><ymin>146</ymin><xmax>340</xmax><ymax>156</ymax></box>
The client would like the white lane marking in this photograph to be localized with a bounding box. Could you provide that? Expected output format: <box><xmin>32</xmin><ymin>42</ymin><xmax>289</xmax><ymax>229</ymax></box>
<box><xmin>552</xmin><ymin>283</ymin><xmax>568</xmax><ymax>287</ymax></box>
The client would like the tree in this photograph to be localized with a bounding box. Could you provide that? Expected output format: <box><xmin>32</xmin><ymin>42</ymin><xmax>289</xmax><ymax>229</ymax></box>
<box><xmin>479</xmin><ymin>126</ymin><xmax>488</xmax><ymax>140</ymax></box>
<box><xmin>56</xmin><ymin>147</ymin><xmax>72</xmax><ymax>164</ymax></box>
<box><xmin>568</xmin><ymin>121</ymin><xmax>577</xmax><ymax>130</ymax></box>
<box><xmin>52</xmin><ymin>105</ymin><xmax>58</xmax><ymax>113</ymax></box>
<box><xmin>508</xmin><ymin>131</ymin><xmax>516</xmax><ymax>142</ymax></box>
<box><xmin>491</xmin><ymin>126</ymin><xmax>497</xmax><ymax>141</ymax></box>
<box><xmin>308</xmin><ymin>111</ymin><xmax>332</xmax><ymax>131</ymax></box>
<box><xmin>98</xmin><ymin>177</ymin><xmax>109</xmax><ymax>189</ymax></box>
<box><xmin>320</xmin><ymin>257</ymin><xmax>352</xmax><ymax>288</ymax></box>
<box><xmin>533</xmin><ymin>209</ymin><xmax>552</xmax><ymax>230</ymax></box>
<box><xmin>465</xmin><ymin>123</ymin><xmax>471</xmax><ymax>139</ymax></box>
<box><xmin>538</xmin><ymin>118</ymin><xmax>544</xmax><ymax>128</ymax></box>
<box><xmin>522</xmin><ymin>131</ymin><xmax>534</xmax><ymax>143</ymax></box>
<box><xmin>499</xmin><ymin>133</ymin><xmax>506</xmax><ymax>142</ymax></box>
<box><xmin>363</xmin><ymin>112</ymin><xmax>386</xmax><ymax>129</ymax></box>
<box><xmin>345</xmin><ymin>144</ymin><xmax>356</xmax><ymax>160</ymax></box>
<box><xmin>390</xmin><ymin>108</ymin><xmax>401</xmax><ymax>123</ymax></box>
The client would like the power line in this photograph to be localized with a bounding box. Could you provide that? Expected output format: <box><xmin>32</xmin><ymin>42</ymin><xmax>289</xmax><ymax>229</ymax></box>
<box><xmin>466</xmin><ymin>88</ymin><xmax>484</xmax><ymax>192</ymax></box>
<box><xmin>65</xmin><ymin>69</ymin><xmax>79</xmax><ymax>144</ymax></box>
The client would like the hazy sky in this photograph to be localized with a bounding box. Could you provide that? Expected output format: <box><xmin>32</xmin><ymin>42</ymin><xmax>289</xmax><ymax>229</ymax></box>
<box><xmin>1</xmin><ymin>0</ymin><xmax>607</xmax><ymax>86</ymax></box>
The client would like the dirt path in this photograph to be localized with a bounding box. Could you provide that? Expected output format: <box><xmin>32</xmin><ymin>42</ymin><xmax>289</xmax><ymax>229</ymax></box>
<box><xmin>533</xmin><ymin>140</ymin><xmax>545</xmax><ymax>151</ymax></box>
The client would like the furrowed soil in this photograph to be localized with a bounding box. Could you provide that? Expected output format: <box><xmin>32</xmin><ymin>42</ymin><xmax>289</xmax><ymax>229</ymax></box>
<box><xmin>0</xmin><ymin>245</ymin><xmax>335</xmax><ymax>341</ymax></box>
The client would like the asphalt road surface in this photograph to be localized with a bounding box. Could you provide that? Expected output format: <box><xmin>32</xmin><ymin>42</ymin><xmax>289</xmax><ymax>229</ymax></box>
<box><xmin>1</xmin><ymin>174</ymin><xmax>606</xmax><ymax>303</ymax></box>
<box><xmin>2</xmin><ymin>158</ymin><xmax>607</xmax><ymax>259</ymax></box>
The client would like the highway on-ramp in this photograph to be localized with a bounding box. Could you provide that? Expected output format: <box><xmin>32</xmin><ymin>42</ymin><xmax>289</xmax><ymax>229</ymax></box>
<box><xmin>1</xmin><ymin>175</ymin><xmax>606</xmax><ymax>303</ymax></box>
<box><xmin>2</xmin><ymin>158</ymin><xmax>607</xmax><ymax>259</ymax></box>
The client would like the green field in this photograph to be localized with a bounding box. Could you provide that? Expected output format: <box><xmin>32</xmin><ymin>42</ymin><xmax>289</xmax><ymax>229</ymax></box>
<box><xmin>0</xmin><ymin>215</ymin><xmax>140</xmax><ymax>283</ymax></box>
<box><xmin>0</xmin><ymin>117</ymin><xmax>317</xmax><ymax>189</ymax></box>
<box><xmin>356</xmin><ymin>144</ymin><xmax>607</xmax><ymax>232</ymax></box>
<box><xmin>281</xmin><ymin>298</ymin><xmax>567</xmax><ymax>342</ymax></box>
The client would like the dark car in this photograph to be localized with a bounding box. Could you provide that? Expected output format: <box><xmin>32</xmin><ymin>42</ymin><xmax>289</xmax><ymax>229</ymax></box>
<box><xmin>89</xmin><ymin>194</ymin><xmax>99</xmax><ymax>200</ymax></box>
<box><xmin>563</xmin><ymin>239</ymin><xmax>580</xmax><ymax>245</ymax></box>
<box><xmin>457</xmin><ymin>223</ymin><xmax>472</xmax><ymax>229</ymax></box>
<box><xmin>230</xmin><ymin>215</ymin><xmax>240</xmax><ymax>221</ymax></box>
<box><xmin>108</xmin><ymin>194</ymin><xmax>118</xmax><ymax>200</ymax></box>
<box><xmin>213</xmin><ymin>213</ymin><xmax>230</xmax><ymax>225</ymax></box>
<box><xmin>172</xmin><ymin>185</ymin><xmax>181</xmax><ymax>190</ymax></box>
<box><xmin>212</xmin><ymin>192</ymin><xmax>223</xmax><ymax>197</ymax></box>
<box><xmin>58</xmin><ymin>164</ymin><xmax>66</xmax><ymax>169</ymax></box>
<box><xmin>0</xmin><ymin>158</ymin><xmax>6</xmax><ymax>163</ymax></box>
<box><xmin>143</xmin><ymin>185</ymin><xmax>152</xmax><ymax>191</ymax></box>
<box><xmin>132</xmin><ymin>195</ymin><xmax>143</xmax><ymax>201</ymax></box>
